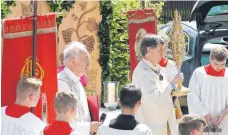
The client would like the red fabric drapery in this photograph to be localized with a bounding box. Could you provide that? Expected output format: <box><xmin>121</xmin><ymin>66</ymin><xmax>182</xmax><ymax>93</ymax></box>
<box><xmin>2</xmin><ymin>14</ymin><xmax>57</xmax><ymax>123</ymax></box>
<box><xmin>128</xmin><ymin>9</ymin><xmax>157</xmax><ymax>78</ymax></box>
<box><xmin>87</xmin><ymin>95</ymin><xmax>99</xmax><ymax>121</ymax></box>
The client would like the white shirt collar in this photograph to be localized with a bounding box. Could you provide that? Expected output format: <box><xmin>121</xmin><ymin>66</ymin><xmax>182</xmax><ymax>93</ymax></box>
<box><xmin>142</xmin><ymin>58</ymin><xmax>159</xmax><ymax>70</ymax></box>
<box><xmin>63</xmin><ymin>67</ymin><xmax>80</xmax><ymax>82</ymax></box>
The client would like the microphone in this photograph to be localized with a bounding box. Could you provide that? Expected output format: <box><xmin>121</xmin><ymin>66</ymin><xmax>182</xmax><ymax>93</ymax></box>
<box><xmin>93</xmin><ymin>113</ymin><xmax>107</xmax><ymax>135</ymax></box>
<box><xmin>100</xmin><ymin>113</ymin><xmax>107</xmax><ymax>124</ymax></box>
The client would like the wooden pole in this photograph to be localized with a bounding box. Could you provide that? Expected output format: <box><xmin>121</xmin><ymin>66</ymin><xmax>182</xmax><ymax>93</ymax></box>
<box><xmin>31</xmin><ymin>0</ymin><xmax>38</xmax><ymax>113</ymax></box>
<box><xmin>32</xmin><ymin>0</ymin><xmax>37</xmax><ymax>77</ymax></box>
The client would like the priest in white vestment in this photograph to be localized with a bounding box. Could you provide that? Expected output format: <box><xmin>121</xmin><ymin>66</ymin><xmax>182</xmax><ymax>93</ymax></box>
<box><xmin>132</xmin><ymin>34</ymin><xmax>183</xmax><ymax>135</ymax></box>
<box><xmin>1</xmin><ymin>77</ymin><xmax>46</xmax><ymax>135</ymax></box>
<box><xmin>187</xmin><ymin>46</ymin><xmax>228</xmax><ymax>135</ymax></box>
<box><xmin>42</xmin><ymin>91</ymin><xmax>81</xmax><ymax>135</ymax></box>
<box><xmin>97</xmin><ymin>84</ymin><xmax>153</xmax><ymax>135</ymax></box>
<box><xmin>58</xmin><ymin>42</ymin><xmax>101</xmax><ymax>135</ymax></box>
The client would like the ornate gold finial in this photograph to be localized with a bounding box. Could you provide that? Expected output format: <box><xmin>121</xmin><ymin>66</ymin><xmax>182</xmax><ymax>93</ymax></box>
<box><xmin>20</xmin><ymin>56</ymin><xmax>45</xmax><ymax>80</ymax></box>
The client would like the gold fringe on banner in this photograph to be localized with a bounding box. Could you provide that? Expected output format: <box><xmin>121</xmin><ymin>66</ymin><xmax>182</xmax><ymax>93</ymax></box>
<box><xmin>3</xmin><ymin>27</ymin><xmax>57</xmax><ymax>39</ymax></box>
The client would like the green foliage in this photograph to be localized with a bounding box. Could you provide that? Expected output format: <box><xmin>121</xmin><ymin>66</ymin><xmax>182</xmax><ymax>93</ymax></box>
<box><xmin>109</xmin><ymin>1</ymin><xmax>141</xmax><ymax>87</ymax></box>
<box><xmin>98</xmin><ymin>1</ymin><xmax>113</xmax><ymax>106</ymax></box>
<box><xmin>144</xmin><ymin>0</ymin><xmax>165</xmax><ymax>24</ymax></box>
<box><xmin>46</xmin><ymin>0</ymin><xmax>75</xmax><ymax>27</ymax></box>
<box><xmin>99</xmin><ymin>0</ymin><xmax>164</xmax><ymax>90</ymax></box>
<box><xmin>98</xmin><ymin>1</ymin><xmax>113</xmax><ymax>82</ymax></box>
<box><xmin>1</xmin><ymin>0</ymin><xmax>16</xmax><ymax>19</ymax></box>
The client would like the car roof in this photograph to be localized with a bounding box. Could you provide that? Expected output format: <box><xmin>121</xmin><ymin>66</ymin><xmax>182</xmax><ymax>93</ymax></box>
<box><xmin>203</xmin><ymin>43</ymin><xmax>228</xmax><ymax>52</ymax></box>
<box><xmin>167</xmin><ymin>21</ymin><xmax>197</xmax><ymax>30</ymax></box>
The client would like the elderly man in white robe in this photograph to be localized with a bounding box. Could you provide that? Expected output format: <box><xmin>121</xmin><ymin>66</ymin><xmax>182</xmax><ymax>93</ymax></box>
<box><xmin>187</xmin><ymin>46</ymin><xmax>228</xmax><ymax>135</ymax></box>
<box><xmin>1</xmin><ymin>77</ymin><xmax>46</xmax><ymax>135</ymax></box>
<box><xmin>58</xmin><ymin>42</ymin><xmax>101</xmax><ymax>135</ymax></box>
<box><xmin>97</xmin><ymin>84</ymin><xmax>153</xmax><ymax>135</ymax></box>
<box><xmin>132</xmin><ymin>34</ymin><xmax>183</xmax><ymax>135</ymax></box>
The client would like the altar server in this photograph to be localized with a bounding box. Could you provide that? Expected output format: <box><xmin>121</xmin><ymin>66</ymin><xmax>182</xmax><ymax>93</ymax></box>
<box><xmin>43</xmin><ymin>91</ymin><xmax>81</xmax><ymax>135</ymax></box>
<box><xmin>1</xmin><ymin>77</ymin><xmax>46</xmax><ymax>135</ymax></box>
<box><xmin>97</xmin><ymin>84</ymin><xmax>153</xmax><ymax>135</ymax></box>
<box><xmin>159</xmin><ymin>34</ymin><xmax>178</xmax><ymax>82</ymax></box>
<box><xmin>187</xmin><ymin>46</ymin><xmax>228</xmax><ymax>135</ymax></box>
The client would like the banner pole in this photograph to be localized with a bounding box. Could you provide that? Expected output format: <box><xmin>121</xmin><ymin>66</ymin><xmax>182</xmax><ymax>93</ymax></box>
<box><xmin>32</xmin><ymin>0</ymin><xmax>37</xmax><ymax>77</ymax></box>
<box><xmin>31</xmin><ymin>0</ymin><xmax>38</xmax><ymax>113</ymax></box>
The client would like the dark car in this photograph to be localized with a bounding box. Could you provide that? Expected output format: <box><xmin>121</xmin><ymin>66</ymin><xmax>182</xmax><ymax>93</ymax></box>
<box><xmin>159</xmin><ymin>1</ymin><xmax>228</xmax><ymax>113</ymax></box>
<box><xmin>159</xmin><ymin>21</ymin><xmax>228</xmax><ymax>87</ymax></box>
<box><xmin>158</xmin><ymin>4</ymin><xmax>228</xmax><ymax>87</ymax></box>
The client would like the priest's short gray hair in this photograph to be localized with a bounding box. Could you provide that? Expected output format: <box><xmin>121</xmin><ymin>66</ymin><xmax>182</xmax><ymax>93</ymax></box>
<box><xmin>140</xmin><ymin>34</ymin><xmax>164</xmax><ymax>57</ymax></box>
<box><xmin>63</xmin><ymin>41</ymin><xmax>89</xmax><ymax>64</ymax></box>
<box><xmin>54</xmin><ymin>91</ymin><xmax>78</xmax><ymax>114</ymax></box>
<box><xmin>210</xmin><ymin>46</ymin><xmax>228</xmax><ymax>62</ymax></box>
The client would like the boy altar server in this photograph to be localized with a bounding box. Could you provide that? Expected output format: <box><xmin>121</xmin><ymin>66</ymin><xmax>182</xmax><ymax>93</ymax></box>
<box><xmin>43</xmin><ymin>91</ymin><xmax>81</xmax><ymax>135</ymax></box>
<box><xmin>97</xmin><ymin>84</ymin><xmax>153</xmax><ymax>135</ymax></box>
<box><xmin>1</xmin><ymin>77</ymin><xmax>46</xmax><ymax>135</ymax></box>
<box><xmin>187</xmin><ymin>46</ymin><xmax>228</xmax><ymax>135</ymax></box>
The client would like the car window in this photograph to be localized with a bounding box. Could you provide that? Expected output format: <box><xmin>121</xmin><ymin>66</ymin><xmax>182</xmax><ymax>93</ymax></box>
<box><xmin>201</xmin><ymin>54</ymin><xmax>228</xmax><ymax>67</ymax></box>
<box><xmin>207</xmin><ymin>5</ymin><xmax>228</xmax><ymax>16</ymax></box>
<box><xmin>158</xmin><ymin>26</ymin><xmax>170</xmax><ymax>35</ymax></box>
<box><xmin>167</xmin><ymin>30</ymin><xmax>190</xmax><ymax>58</ymax></box>
<box><xmin>201</xmin><ymin>43</ymin><xmax>228</xmax><ymax>67</ymax></box>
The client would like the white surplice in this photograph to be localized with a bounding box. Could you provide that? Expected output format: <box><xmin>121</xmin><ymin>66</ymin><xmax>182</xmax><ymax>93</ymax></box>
<box><xmin>41</xmin><ymin>130</ymin><xmax>82</xmax><ymax>135</ymax></box>
<box><xmin>132</xmin><ymin>59</ymin><xmax>178</xmax><ymax>135</ymax></box>
<box><xmin>58</xmin><ymin>67</ymin><xmax>91</xmax><ymax>135</ymax></box>
<box><xmin>97</xmin><ymin>124</ymin><xmax>153</xmax><ymax>135</ymax></box>
<box><xmin>161</xmin><ymin>60</ymin><xmax>178</xmax><ymax>82</ymax></box>
<box><xmin>187</xmin><ymin>66</ymin><xmax>228</xmax><ymax>135</ymax></box>
<box><xmin>70</xmin><ymin>131</ymin><xmax>82</xmax><ymax>135</ymax></box>
<box><xmin>1</xmin><ymin>107</ymin><xmax>46</xmax><ymax>135</ymax></box>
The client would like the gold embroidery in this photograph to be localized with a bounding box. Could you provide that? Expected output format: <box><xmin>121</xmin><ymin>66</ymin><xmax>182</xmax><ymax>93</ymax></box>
<box><xmin>20</xmin><ymin>56</ymin><xmax>45</xmax><ymax>80</ymax></box>
<box><xmin>28</xmin><ymin>24</ymin><xmax>32</xmax><ymax>30</ymax></box>
<box><xmin>10</xmin><ymin>26</ymin><xmax>15</xmax><ymax>33</ymax></box>
<box><xmin>43</xmin><ymin>20</ymin><xmax>47</xmax><ymax>27</ymax></box>
<box><xmin>37</xmin><ymin>22</ymin><xmax>40</xmax><ymax>28</ymax></box>
<box><xmin>16</xmin><ymin>23</ymin><xmax>21</xmax><ymax>32</ymax></box>
<box><xmin>4</xmin><ymin>26</ymin><xmax>9</xmax><ymax>33</ymax></box>
<box><xmin>48</xmin><ymin>19</ymin><xmax>51</xmax><ymax>27</ymax></box>
<box><xmin>52</xmin><ymin>20</ymin><xmax>55</xmax><ymax>27</ymax></box>
<box><xmin>22</xmin><ymin>24</ymin><xmax>26</xmax><ymax>31</ymax></box>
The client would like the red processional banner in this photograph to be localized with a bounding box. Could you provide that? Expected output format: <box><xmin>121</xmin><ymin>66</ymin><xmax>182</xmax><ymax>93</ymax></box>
<box><xmin>2</xmin><ymin>14</ymin><xmax>57</xmax><ymax>123</ymax></box>
<box><xmin>128</xmin><ymin>9</ymin><xmax>157</xmax><ymax>77</ymax></box>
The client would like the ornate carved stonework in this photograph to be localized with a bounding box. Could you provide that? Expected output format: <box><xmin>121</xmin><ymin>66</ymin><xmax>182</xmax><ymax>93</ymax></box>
<box><xmin>58</xmin><ymin>1</ymin><xmax>102</xmax><ymax>98</ymax></box>
<box><xmin>79</xmin><ymin>1</ymin><xmax>87</xmax><ymax>11</ymax></box>
<box><xmin>86</xmin><ymin>69</ymin><xmax>98</xmax><ymax>91</ymax></box>
<box><xmin>61</xmin><ymin>3</ymin><xmax>98</xmax><ymax>53</ymax></box>
<box><xmin>86</xmin><ymin>18</ymin><xmax>98</xmax><ymax>32</ymax></box>
<box><xmin>62</xmin><ymin>29</ymin><xmax>73</xmax><ymax>45</ymax></box>
<box><xmin>81</xmin><ymin>35</ymin><xmax>95</xmax><ymax>53</ymax></box>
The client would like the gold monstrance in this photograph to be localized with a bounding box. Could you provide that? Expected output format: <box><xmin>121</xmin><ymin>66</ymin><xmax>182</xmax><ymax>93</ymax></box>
<box><xmin>171</xmin><ymin>10</ymin><xmax>186</xmax><ymax>92</ymax></box>
<box><xmin>170</xmin><ymin>10</ymin><xmax>186</xmax><ymax>119</ymax></box>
